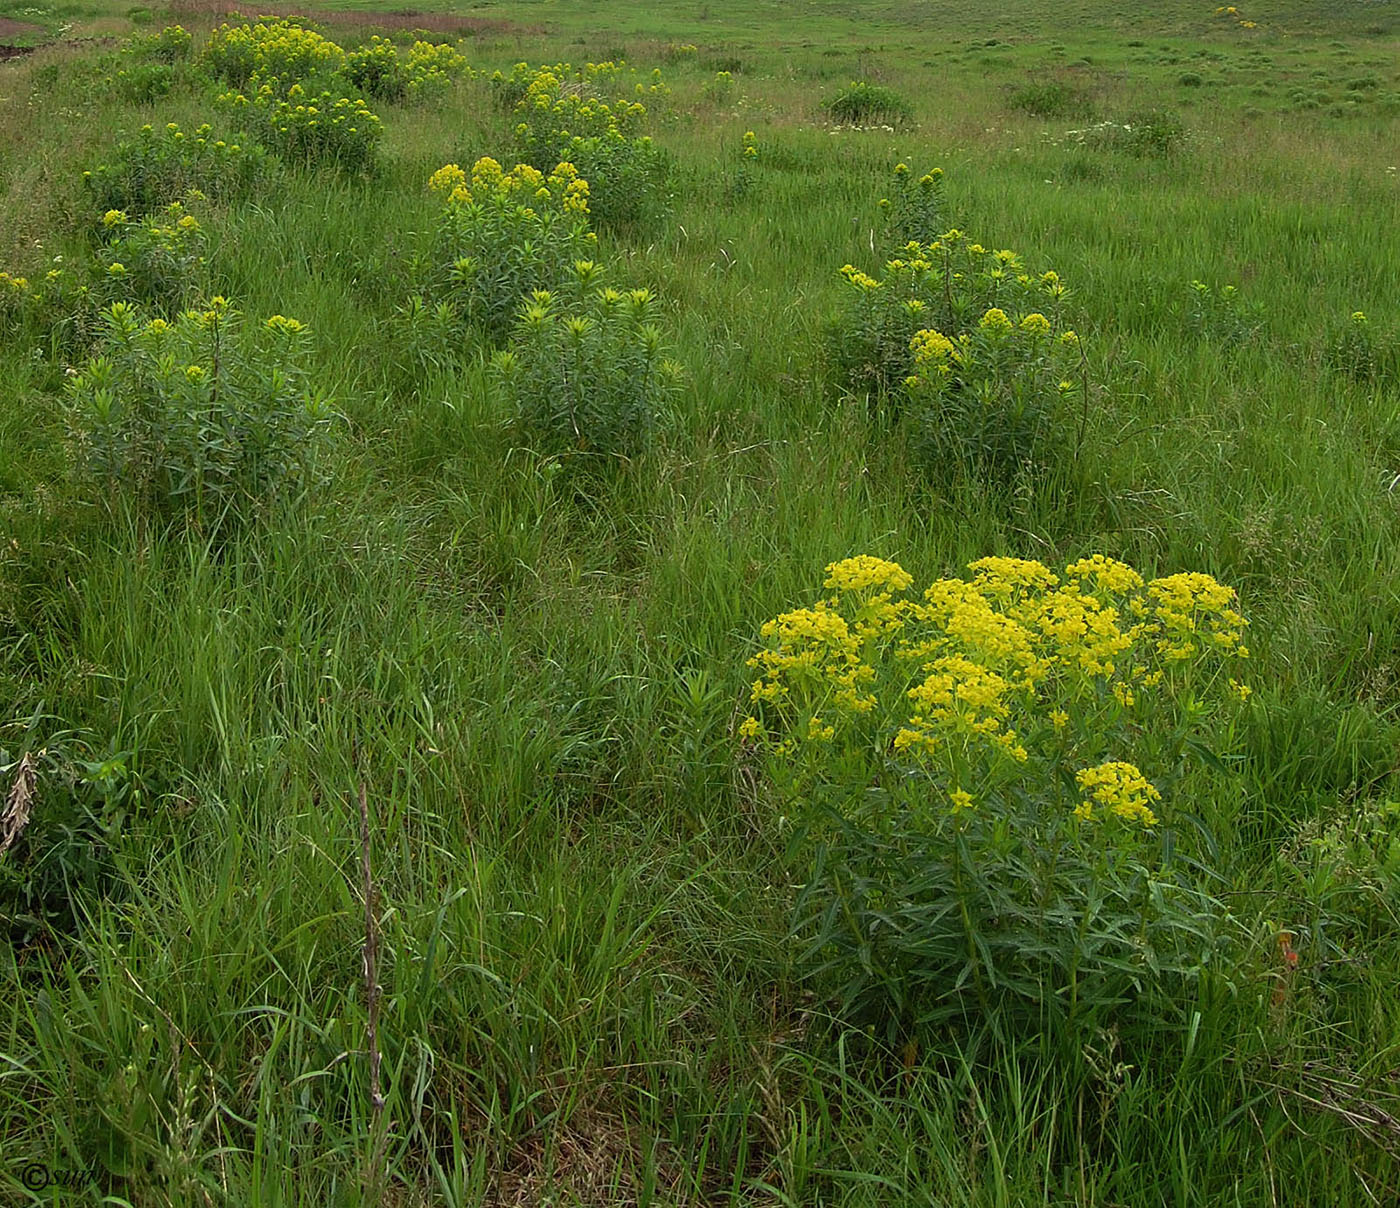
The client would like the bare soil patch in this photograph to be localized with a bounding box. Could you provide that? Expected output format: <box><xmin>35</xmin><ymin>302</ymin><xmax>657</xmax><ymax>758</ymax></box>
<box><xmin>0</xmin><ymin>17</ymin><xmax>42</xmax><ymax>44</ymax></box>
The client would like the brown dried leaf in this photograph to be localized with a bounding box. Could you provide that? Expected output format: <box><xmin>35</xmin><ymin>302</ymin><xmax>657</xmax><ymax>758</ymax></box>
<box><xmin>0</xmin><ymin>751</ymin><xmax>36</xmax><ymax>857</ymax></box>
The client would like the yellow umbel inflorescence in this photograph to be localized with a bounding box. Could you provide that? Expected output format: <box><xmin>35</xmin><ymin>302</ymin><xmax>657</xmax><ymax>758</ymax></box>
<box><xmin>743</xmin><ymin>554</ymin><xmax>1251</xmax><ymax>828</ymax></box>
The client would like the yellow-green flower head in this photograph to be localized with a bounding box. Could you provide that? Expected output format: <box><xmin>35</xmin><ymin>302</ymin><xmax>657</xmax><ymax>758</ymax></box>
<box><xmin>102</xmin><ymin>209</ymin><xmax>127</xmax><ymax>228</ymax></box>
<box><xmin>265</xmin><ymin>314</ymin><xmax>307</xmax><ymax>335</ymax></box>
<box><xmin>1351</xmin><ymin>310</ymin><xmax>1368</xmax><ymax>325</ymax></box>
<box><xmin>967</xmin><ymin>556</ymin><xmax>1059</xmax><ymax>598</ymax></box>
<box><xmin>1075</xmin><ymin>761</ymin><xmax>1160</xmax><ymax>827</ymax></box>
<box><xmin>1020</xmin><ymin>312</ymin><xmax>1051</xmax><ymax>335</ymax></box>
<box><xmin>979</xmin><ymin>307</ymin><xmax>1013</xmax><ymax>334</ymax></box>
<box><xmin>894</xmin><ymin>162</ymin><xmax>910</xmax><ymax>176</ymax></box>
<box><xmin>1064</xmin><ymin>554</ymin><xmax>1142</xmax><ymax>594</ymax></box>
<box><xmin>1060</xmin><ymin>329</ymin><xmax>1080</xmax><ymax>348</ymax></box>
<box><xmin>910</xmin><ymin>328</ymin><xmax>955</xmax><ymax>362</ymax></box>
<box><xmin>824</xmin><ymin>555</ymin><xmax>914</xmax><ymax>595</ymax></box>
<box><xmin>106</xmin><ymin>262</ymin><xmax>127</xmax><ymax>275</ymax></box>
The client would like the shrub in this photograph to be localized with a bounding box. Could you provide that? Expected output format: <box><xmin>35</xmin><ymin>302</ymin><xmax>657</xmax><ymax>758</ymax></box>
<box><xmin>875</xmin><ymin>161</ymin><xmax>946</xmax><ymax>247</ymax></box>
<box><xmin>1326</xmin><ymin>310</ymin><xmax>1397</xmax><ymax>384</ymax></box>
<box><xmin>824</xmin><ymin>80</ymin><xmax>913</xmax><ymax>127</ymax></box>
<box><xmin>0</xmin><ymin>739</ymin><xmax>139</xmax><ymax>943</ymax></box>
<box><xmin>68</xmin><ymin>299</ymin><xmax>337</xmax><ymax>531</ymax></box>
<box><xmin>418</xmin><ymin>158</ymin><xmax>597</xmax><ymax>344</ymax></box>
<box><xmin>115</xmin><ymin>61</ymin><xmax>175</xmax><ymax>104</ymax></box>
<box><xmin>904</xmin><ymin>308</ymin><xmax>1084</xmax><ymax>484</ymax></box>
<box><xmin>493</xmin><ymin>270</ymin><xmax>681</xmax><ymax>463</ymax></box>
<box><xmin>345</xmin><ymin>35</ymin><xmax>406</xmax><ymax>100</ymax></box>
<box><xmin>404</xmin><ymin>39</ymin><xmax>470</xmax><ymax>100</ymax></box>
<box><xmin>1009</xmin><ymin>79</ymin><xmax>1090</xmax><ymax>118</ymax></box>
<box><xmin>1065</xmin><ymin>110</ymin><xmax>1186</xmax><ymax>157</ymax></box>
<box><xmin>1186</xmin><ymin>279</ymin><xmax>1264</xmax><ymax>346</ymax></box>
<box><xmin>123</xmin><ymin>23</ymin><xmax>193</xmax><ymax>64</ymax></box>
<box><xmin>82</xmin><ymin>121</ymin><xmax>273</xmax><ymax>218</ymax></box>
<box><xmin>741</xmin><ymin>554</ymin><xmax>1252</xmax><ymax>1041</ymax></box>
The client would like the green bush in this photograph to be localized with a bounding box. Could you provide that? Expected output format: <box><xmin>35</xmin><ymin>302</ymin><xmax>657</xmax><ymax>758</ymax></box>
<box><xmin>824</xmin><ymin>80</ymin><xmax>913</xmax><ymax>127</ymax></box>
<box><xmin>219</xmin><ymin>82</ymin><xmax>382</xmax><ymax>174</ymax></box>
<box><xmin>876</xmin><ymin>161</ymin><xmax>946</xmax><ymax>247</ymax></box>
<box><xmin>203</xmin><ymin>19</ymin><xmax>346</xmax><ymax>89</ymax></box>
<box><xmin>345</xmin><ymin>35</ymin><xmax>407</xmax><ymax>100</ymax></box>
<box><xmin>511</xmin><ymin>62</ymin><xmax>673</xmax><ymax>230</ymax></box>
<box><xmin>82</xmin><ymin>120</ymin><xmax>273</xmax><ymax>218</ymax></box>
<box><xmin>1186</xmin><ymin>279</ymin><xmax>1264</xmax><ymax>346</ymax></box>
<box><xmin>68</xmin><ymin>299</ymin><xmax>337</xmax><ymax>531</ymax></box>
<box><xmin>742</xmin><ymin>554</ymin><xmax>1252</xmax><ymax>1042</ymax></box>
<box><xmin>1009</xmin><ymin>79</ymin><xmax>1091</xmax><ymax>118</ymax></box>
<box><xmin>123</xmin><ymin>23</ymin><xmax>193</xmax><ymax>64</ymax></box>
<box><xmin>1326</xmin><ymin>309</ymin><xmax>1398</xmax><ymax>384</ymax></box>
<box><xmin>1066</xmin><ymin>110</ymin><xmax>1186</xmax><ymax>157</ymax></box>
<box><xmin>493</xmin><ymin>270</ymin><xmax>681</xmax><ymax>463</ymax></box>
<box><xmin>0</xmin><ymin>738</ymin><xmax>139</xmax><ymax>943</ymax></box>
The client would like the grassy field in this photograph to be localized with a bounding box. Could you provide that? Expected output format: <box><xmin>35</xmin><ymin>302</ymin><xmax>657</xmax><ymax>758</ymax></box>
<box><xmin>2</xmin><ymin>0</ymin><xmax>1400</xmax><ymax>1204</ymax></box>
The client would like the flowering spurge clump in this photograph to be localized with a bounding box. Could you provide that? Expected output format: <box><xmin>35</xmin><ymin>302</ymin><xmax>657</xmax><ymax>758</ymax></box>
<box><xmin>492</xmin><ymin>264</ymin><xmax>682</xmax><ymax>464</ymax></box>
<box><xmin>503</xmin><ymin>60</ymin><xmax>672</xmax><ymax>229</ymax></box>
<box><xmin>219</xmin><ymin>82</ymin><xmax>381</xmax><ymax>173</ymax></box>
<box><xmin>93</xmin><ymin>202</ymin><xmax>208</xmax><ymax>313</ymax></box>
<box><xmin>68</xmin><ymin>299</ymin><xmax>336</xmax><ymax>532</ymax></box>
<box><xmin>904</xmin><ymin>307</ymin><xmax>1083</xmax><ymax>483</ymax></box>
<box><xmin>418</xmin><ymin>158</ymin><xmax>597</xmax><ymax>345</ymax></box>
<box><xmin>877</xmin><ymin>161</ymin><xmax>946</xmax><ymax>246</ymax></box>
<box><xmin>83</xmin><ymin>121</ymin><xmax>273</xmax><ymax>218</ymax></box>
<box><xmin>833</xmin><ymin>216</ymin><xmax>1073</xmax><ymax>401</ymax></box>
<box><xmin>344</xmin><ymin>36</ymin><xmax>471</xmax><ymax>102</ymax></box>
<box><xmin>743</xmin><ymin>554</ymin><xmax>1251</xmax><ymax>1041</ymax></box>
<box><xmin>204</xmin><ymin>20</ymin><xmax>347</xmax><ymax>89</ymax></box>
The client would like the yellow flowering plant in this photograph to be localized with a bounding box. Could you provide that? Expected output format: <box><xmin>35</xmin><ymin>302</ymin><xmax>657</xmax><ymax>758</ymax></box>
<box><xmin>82</xmin><ymin>121</ymin><xmax>273</xmax><ymax>218</ymax></box>
<box><xmin>877</xmin><ymin>161</ymin><xmax>946</xmax><ymax>245</ymax></box>
<box><xmin>218</xmin><ymin>83</ymin><xmax>382</xmax><ymax>174</ymax></box>
<box><xmin>203</xmin><ymin>20</ymin><xmax>347</xmax><ymax>90</ymax></box>
<box><xmin>492</xmin><ymin>270</ymin><xmax>683</xmax><ymax>464</ymax></box>
<box><xmin>905</xmin><ymin>305</ymin><xmax>1085</xmax><ymax>484</ymax></box>
<box><xmin>68</xmin><ymin>299</ymin><xmax>337</xmax><ymax>532</ymax></box>
<box><xmin>1326</xmin><ymin>308</ymin><xmax>1397</xmax><ymax>385</ymax></box>
<box><xmin>505</xmin><ymin>61</ymin><xmax>673</xmax><ymax>230</ymax></box>
<box><xmin>91</xmin><ymin>202</ymin><xmax>209</xmax><ymax>314</ymax></box>
<box><xmin>743</xmin><ymin>554</ymin><xmax>1250</xmax><ymax>1039</ymax></box>
<box><xmin>418</xmin><ymin>158</ymin><xmax>597</xmax><ymax>344</ymax></box>
<box><xmin>831</xmin><ymin>215</ymin><xmax>1074</xmax><ymax>405</ymax></box>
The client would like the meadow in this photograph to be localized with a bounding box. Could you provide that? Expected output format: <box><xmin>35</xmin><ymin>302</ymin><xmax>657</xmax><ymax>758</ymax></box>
<box><xmin>1</xmin><ymin>0</ymin><xmax>1399</xmax><ymax>1203</ymax></box>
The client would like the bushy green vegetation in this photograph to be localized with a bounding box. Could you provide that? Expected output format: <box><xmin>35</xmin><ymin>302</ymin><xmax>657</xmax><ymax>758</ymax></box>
<box><xmin>2</xmin><ymin>1</ymin><xmax>1400</xmax><ymax>1204</ymax></box>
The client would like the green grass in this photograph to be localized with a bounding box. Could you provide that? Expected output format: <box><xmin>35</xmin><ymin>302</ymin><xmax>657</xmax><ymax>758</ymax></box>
<box><xmin>1</xmin><ymin>1</ymin><xmax>1400</xmax><ymax>1203</ymax></box>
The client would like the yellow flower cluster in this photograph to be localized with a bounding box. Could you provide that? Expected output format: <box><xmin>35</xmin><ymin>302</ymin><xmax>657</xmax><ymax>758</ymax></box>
<box><xmin>205</xmin><ymin>19</ymin><xmax>346</xmax><ymax>87</ymax></box>
<box><xmin>744</xmin><ymin>554</ymin><xmax>1251</xmax><ymax>827</ymax></box>
<box><xmin>428</xmin><ymin>158</ymin><xmax>592</xmax><ymax>216</ymax></box>
<box><xmin>1074</xmin><ymin>762</ymin><xmax>1161</xmax><ymax>827</ymax></box>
